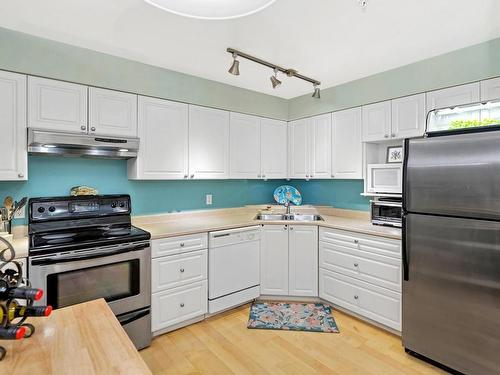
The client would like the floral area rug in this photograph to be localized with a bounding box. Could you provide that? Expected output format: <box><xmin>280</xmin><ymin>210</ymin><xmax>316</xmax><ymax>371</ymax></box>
<box><xmin>247</xmin><ymin>302</ymin><xmax>339</xmax><ymax>333</ymax></box>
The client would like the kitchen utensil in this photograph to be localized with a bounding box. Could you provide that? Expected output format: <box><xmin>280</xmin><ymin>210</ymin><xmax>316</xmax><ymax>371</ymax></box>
<box><xmin>12</xmin><ymin>197</ymin><xmax>27</xmax><ymax>218</ymax></box>
<box><xmin>3</xmin><ymin>197</ymin><xmax>13</xmax><ymax>212</ymax></box>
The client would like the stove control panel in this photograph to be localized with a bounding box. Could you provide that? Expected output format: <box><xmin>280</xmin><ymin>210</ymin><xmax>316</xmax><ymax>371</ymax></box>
<box><xmin>29</xmin><ymin>195</ymin><xmax>131</xmax><ymax>222</ymax></box>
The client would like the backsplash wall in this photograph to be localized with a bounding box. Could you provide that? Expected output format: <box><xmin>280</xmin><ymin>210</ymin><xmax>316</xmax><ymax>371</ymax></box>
<box><xmin>0</xmin><ymin>156</ymin><xmax>369</xmax><ymax>224</ymax></box>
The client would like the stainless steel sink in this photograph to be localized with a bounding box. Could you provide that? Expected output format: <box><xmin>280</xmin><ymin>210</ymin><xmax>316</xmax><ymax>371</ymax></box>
<box><xmin>254</xmin><ymin>213</ymin><xmax>324</xmax><ymax>221</ymax></box>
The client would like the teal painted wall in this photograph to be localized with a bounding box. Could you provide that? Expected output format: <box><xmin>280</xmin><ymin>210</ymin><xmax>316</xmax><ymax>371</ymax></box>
<box><xmin>0</xmin><ymin>27</ymin><xmax>288</xmax><ymax>120</ymax></box>
<box><xmin>288</xmin><ymin>37</ymin><xmax>500</xmax><ymax>119</ymax></box>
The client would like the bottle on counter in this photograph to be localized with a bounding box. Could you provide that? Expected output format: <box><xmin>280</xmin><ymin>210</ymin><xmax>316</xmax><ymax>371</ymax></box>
<box><xmin>0</xmin><ymin>326</ymin><xmax>25</xmax><ymax>340</ymax></box>
<box><xmin>0</xmin><ymin>280</ymin><xmax>43</xmax><ymax>301</ymax></box>
<box><xmin>7</xmin><ymin>300</ymin><xmax>52</xmax><ymax>320</ymax></box>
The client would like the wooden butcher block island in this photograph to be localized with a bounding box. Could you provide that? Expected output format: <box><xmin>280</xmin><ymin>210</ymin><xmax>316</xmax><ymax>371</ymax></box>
<box><xmin>1</xmin><ymin>299</ymin><xmax>151</xmax><ymax>375</ymax></box>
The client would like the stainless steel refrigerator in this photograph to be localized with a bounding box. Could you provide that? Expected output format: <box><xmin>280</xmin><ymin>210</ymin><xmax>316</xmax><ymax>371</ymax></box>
<box><xmin>403</xmin><ymin>129</ymin><xmax>500</xmax><ymax>374</ymax></box>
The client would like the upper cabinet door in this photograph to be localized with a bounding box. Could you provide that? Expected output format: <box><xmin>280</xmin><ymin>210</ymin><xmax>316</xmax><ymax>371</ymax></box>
<box><xmin>309</xmin><ymin>114</ymin><xmax>332</xmax><ymax>179</ymax></box>
<box><xmin>362</xmin><ymin>101</ymin><xmax>392</xmax><ymax>142</ymax></box>
<box><xmin>0</xmin><ymin>71</ymin><xmax>27</xmax><ymax>181</ymax></box>
<box><xmin>260</xmin><ymin>118</ymin><xmax>287</xmax><ymax>179</ymax></box>
<box><xmin>391</xmin><ymin>93</ymin><xmax>426</xmax><ymax>139</ymax></box>
<box><xmin>28</xmin><ymin>76</ymin><xmax>87</xmax><ymax>133</ymax></box>
<box><xmin>426</xmin><ymin>82</ymin><xmax>480</xmax><ymax>113</ymax></box>
<box><xmin>229</xmin><ymin>113</ymin><xmax>261</xmax><ymax>179</ymax></box>
<box><xmin>128</xmin><ymin>96</ymin><xmax>188</xmax><ymax>180</ymax></box>
<box><xmin>481</xmin><ymin>77</ymin><xmax>500</xmax><ymax>102</ymax></box>
<box><xmin>332</xmin><ymin>108</ymin><xmax>362</xmax><ymax>179</ymax></box>
<box><xmin>89</xmin><ymin>87</ymin><xmax>137</xmax><ymax>137</ymax></box>
<box><xmin>288</xmin><ymin>119</ymin><xmax>309</xmax><ymax>179</ymax></box>
<box><xmin>188</xmin><ymin>105</ymin><xmax>230</xmax><ymax>179</ymax></box>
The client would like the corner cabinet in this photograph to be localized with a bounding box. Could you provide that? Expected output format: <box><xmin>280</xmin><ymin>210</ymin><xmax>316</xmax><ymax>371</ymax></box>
<box><xmin>89</xmin><ymin>87</ymin><xmax>137</xmax><ymax>137</ymax></box>
<box><xmin>260</xmin><ymin>118</ymin><xmax>287</xmax><ymax>179</ymax></box>
<box><xmin>0</xmin><ymin>71</ymin><xmax>27</xmax><ymax>181</ymax></box>
<box><xmin>260</xmin><ymin>225</ymin><xmax>318</xmax><ymax>297</ymax></box>
<box><xmin>332</xmin><ymin>108</ymin><xmax>362</xmax><ymax>179</ymax></box>
<box><xmin>128</xmin><ymin>96</ymin><xmax>189</xmax><ymax>180</ymax></box>
<box><xmin>188</xmin><ymin>106</ymin><xmax>229</xmax><ymax>179</ymax></box>
<box><xmin>28</xmin><ymin>76</ymin><xmax>88</xmax><ymax>133</ymax></box>
<box><xmin>229</xmin><ymin>113</ymin><xmax>261</xmax><ymax>179</ymax></box>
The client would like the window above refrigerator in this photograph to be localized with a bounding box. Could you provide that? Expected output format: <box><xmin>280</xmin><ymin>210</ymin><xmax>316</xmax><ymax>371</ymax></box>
<box><xmin>426</xmin><ymin>99</ymin><xmax>500</xmax><ymax>135</ymax></box>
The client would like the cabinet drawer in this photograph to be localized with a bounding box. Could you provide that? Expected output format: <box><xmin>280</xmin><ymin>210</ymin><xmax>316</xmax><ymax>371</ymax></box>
<box><xmin>152</xmin><ymin>233</ymin><xmax>208</xmax><ymax>258</ymax></box>
<box><xmin>319</xmin><ymin>227</ymin><xmax>401</xmax><ymax>258</ymax></box>
<box><xmin>320</xmin><ymin>242</ymin><xmax>401</xmax><ymax>292</ymax></box>
<box><xmin>152</xmin><ymin>250</ymin><xmax>207</xmax><ymax>293</ymax></box>
<box><xmin>320</xmin><ymin>269</ymin><xmax>401</xmax><ymax>331</ymax></box>
<box><xmin>152</xmin><ymin>280</ymin><xmax>207</xmax><ymax>332</ymax></box>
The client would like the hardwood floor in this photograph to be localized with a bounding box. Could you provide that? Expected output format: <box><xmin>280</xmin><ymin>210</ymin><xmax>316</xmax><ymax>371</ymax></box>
<box><xmin>140</xmin><ymin>304</ymin><xmax>445</xmax><ymax>375</ymax></box>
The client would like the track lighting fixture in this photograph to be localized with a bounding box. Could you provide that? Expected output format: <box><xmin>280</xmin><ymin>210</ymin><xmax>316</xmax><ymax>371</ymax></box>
<box><xmin>312</xmin><ymin>84</ymin><xmax>321</xmax><ymax>99</ymax></box>
<box><xmin>228</xmin><ymin>53</ymin><xmax>240</xmax><ymax>76</ymax></box>
<box><xmin>227</xmin><ymin>48</ymin><xmax>321</xmax><ymax>98</ymax></box>
<box><xmin>270</xmin><ymin>68</ymin><xmax>281</xmax><ymax>89</ymax></box>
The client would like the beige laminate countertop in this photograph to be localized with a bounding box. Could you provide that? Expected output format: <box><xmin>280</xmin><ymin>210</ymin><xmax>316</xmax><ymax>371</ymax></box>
<box><xmin>2</xmin><ymin>298</ymin><xmax>151</xmax><ymax>375</ymax></box>
<box><xmin>133</xmin><ymin>206</ymin><xmax>401</xmax><ymax>240</ymax></box>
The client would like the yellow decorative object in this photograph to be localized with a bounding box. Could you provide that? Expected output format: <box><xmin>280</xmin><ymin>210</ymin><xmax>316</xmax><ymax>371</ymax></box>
<box><xmin>70</xmin><ymin>186</ymin><xmax>98</xmax><ymax>196</ymax></box>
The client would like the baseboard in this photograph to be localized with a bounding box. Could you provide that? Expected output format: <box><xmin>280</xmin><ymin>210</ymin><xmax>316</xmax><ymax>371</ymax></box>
<box><xmin>152</xmin><ymin>315</ymin><xmax>205</xmax><ymax>337</ymax></box>
<box><xmin>258</xmin><ymin>295</ymin><xmax>321</xmax><ymax>303</ymax></box>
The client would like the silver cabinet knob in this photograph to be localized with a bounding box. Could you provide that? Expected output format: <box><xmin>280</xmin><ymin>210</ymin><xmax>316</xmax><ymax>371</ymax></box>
<box><xmin>18</xmin><ymin>173</ymin><xmax>24</xmax><ymax>178</ymax></box>
<box><xmin>354</xmin><ymin>263</ymin><xmax>359</xmax><ymax>267</ymax></box>
<box><xmin>190</xmin><ymin>174</ymin><xmax>195</xmax><ymax>179</ymax></box>
<box><xmin>290</xmin><ymin>227</ymin><xmax>294</xmax><ymax>230</ymax></box>
<box><xmin>257</xmin><ymin>174</ymin><xmax>262</xmax><ymax>178</ymax></box>
<box><xmin>180</xmin><ymin>242</ymin><xmax>185</xmax><ymax>247</ymax></box>
<box><xmin>180</xmin><ymin>268</ymin><xmax>185</xmax><ymax>273</ymax></box>
<box><xmin>384</xmin><ymin>134</ymin><xmax>389</xmax><ymax>138</ymax></box>
<box><xmin>305</xmin><ymin>174</ymin><xmax>309</xmax><ymax>178</ymax></box>
<box><xmin>90</xmin><ymin>127</ymin><xmax>96</xmax><ymax>132</ymax></box>
<box><xmin>80</xmin><ymin>125</ymin><xmax>86</xmax><ymax>131</ymax></box>
<box><xmin>284</xmin><ymin>226</ymin><xmax>287</xmax><ymax>230</ymax></box>
<box><xmin>183</xmin><ymin>175</ymin><xmax>188</xmax><ymax>179</ymax></box>
<box><xmin>262</xmin><ymin>174</ymin><xmax>266</xmax><ymax>178</ymax></box>
<box><xmin>180</xmin><ymin>303</ymin><xmax>185</xmax><ymax>307</ymax></box>
<box><xmin>391</xmin><ymin>133</ymin><xmax>396</xmax><ymax>137</ymax></box>
<box><xmin>354</xmin><ymin>239</ymin><xmax>359</xmax><ymax>244</ymax></box>
<box><xmin>354</xmin><ymin>295</ymin><xmax>359</xmax><ymax>300</ymax></box>
<box><xmin>331</xmin><ymin>174</ymin><xmax>335</xmax><ymax>178</ymax></box>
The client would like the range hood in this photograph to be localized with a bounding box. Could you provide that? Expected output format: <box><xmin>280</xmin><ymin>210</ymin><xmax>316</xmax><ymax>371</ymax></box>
<box><xmin>28</xmin><ymin>129</ymin><xmax>139</xmax><ymax>159</ymax></box>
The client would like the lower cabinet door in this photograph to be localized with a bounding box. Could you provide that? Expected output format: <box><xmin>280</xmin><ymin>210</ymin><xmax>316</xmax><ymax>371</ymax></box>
<box><xmin>152</xmin><ymin>280</ymin><xmax>207</xmax><ymax>332</ymax></box>
<box><xmin>320</xmin><ymin>268</ymin><xmax>401</xmax><ymax>331</ymax></box>
<box><xmin>289</xmin><ymin>225</ymin><xmax>318</xmax><ymax>296</ymax></box>
<box><xmin>260</xmin><ymin>225</ymin><xmax>289</xmax><ymax>295</ymax></box>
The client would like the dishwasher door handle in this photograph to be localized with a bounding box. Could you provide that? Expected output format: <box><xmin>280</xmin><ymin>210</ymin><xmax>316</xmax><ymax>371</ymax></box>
<box><xmin>212</xmin><ymin>233</ymin><xmax>231</xmax><ymax>238</ymax></box>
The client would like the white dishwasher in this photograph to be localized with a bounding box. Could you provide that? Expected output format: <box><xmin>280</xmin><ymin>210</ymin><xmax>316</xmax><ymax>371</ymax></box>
<box><xmin>208</xmin><ymin>226</ymin><xmax>260</xmax><ymax>314</ymax></box>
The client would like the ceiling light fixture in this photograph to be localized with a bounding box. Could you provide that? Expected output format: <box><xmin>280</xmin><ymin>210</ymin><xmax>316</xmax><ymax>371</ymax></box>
<box><xmin>312</xmin><ymin>84</ymin><xmax>321</xmax><ymax>99</ymax></box>
<box><xmin>228</xmin><ymin>53</ymin><xmax>240</xmax><ymax>76</ymax></box>
<box><xmin>144</xmin><ymin>0</ymin><xmax>277</xmax><ymax>20</ymax></box>
<box><xmin>227</xmin><ymin>47</ymin><xmax>321</xmax><ymax>98</ymax></box>
<box><xmin>270</xmin><ymin>68</ymin><xmax>281</xmax><ymax>89</ymax></box>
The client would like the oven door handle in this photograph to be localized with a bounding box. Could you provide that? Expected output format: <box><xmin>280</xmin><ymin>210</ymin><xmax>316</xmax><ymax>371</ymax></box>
<box><xmin>31</xmin><ymin>243</ymin><xmax>149</xmax><ymax>266</ymax></box>
<box><xmin>117</xmin><ymin>308</ymin><xmax>150</xmax><ymax>326</ymax></box>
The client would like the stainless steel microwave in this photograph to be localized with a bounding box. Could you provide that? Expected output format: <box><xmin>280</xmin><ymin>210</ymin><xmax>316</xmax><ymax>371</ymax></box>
<box><xmin>370</xmin><ymin>198</ymin><xmax>402</xmax><ymax>227</ymax></box>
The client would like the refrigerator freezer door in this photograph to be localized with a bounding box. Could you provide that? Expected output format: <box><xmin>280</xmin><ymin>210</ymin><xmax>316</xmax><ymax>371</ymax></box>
<box><xmin>405</xmin><ymin>130</ymin><xmax>500</xmax><ymax>220</ymax></box>
<box><xmin>403</xmin><ymin>213</ymin><xmax>500</xmax><ymax>374</ymax></box>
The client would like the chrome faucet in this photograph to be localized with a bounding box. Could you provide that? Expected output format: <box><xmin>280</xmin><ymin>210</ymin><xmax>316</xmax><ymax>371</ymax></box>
<box><xmin>284</xmin><ymin>201</ymin><xmax>292</xmax><ymax>215</ymax></box>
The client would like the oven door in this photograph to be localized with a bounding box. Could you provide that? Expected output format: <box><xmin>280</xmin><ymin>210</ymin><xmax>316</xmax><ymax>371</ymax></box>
<box><xmin>28</xmin><ymin>242</ymin><xmax>150</xmax><ymax>316</ymax></box>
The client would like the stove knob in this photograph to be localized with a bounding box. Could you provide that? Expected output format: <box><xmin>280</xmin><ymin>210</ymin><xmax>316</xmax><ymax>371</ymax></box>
<box><xmin>37</xmin><ymin>206</ymin><xmax>45</xmax><ymax>213</ymax></box>
<box><xmin>111</xmin><ymin>202</ymin><xmax>117</xmax><ymax>208</ymax></box>
<box><xmin>48</xmin><ymin>206</ymin><xmax>56</xmax><ymax>213</ymax></box>
<box><xmin>119</xmin><ymin>202</ymin><xmax>125</xmax><ymax>208</ymax></box>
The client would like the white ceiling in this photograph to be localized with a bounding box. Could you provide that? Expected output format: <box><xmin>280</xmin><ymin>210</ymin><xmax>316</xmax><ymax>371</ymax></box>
<box><xmin>1</xmin><ymin>0</ymin><xmax>500</xmax><ymax>99</ymax></box>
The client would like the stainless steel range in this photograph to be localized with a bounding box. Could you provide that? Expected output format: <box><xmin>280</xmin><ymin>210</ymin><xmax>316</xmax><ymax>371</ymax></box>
<box><xmin>27</xmin><ymin>194</ymin><xmax>151</xmax><ymax>350</ymax></box>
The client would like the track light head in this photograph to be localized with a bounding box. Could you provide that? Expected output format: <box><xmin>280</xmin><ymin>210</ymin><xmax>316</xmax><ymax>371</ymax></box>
<box><xmin>312</xmin><ymin>84</ymin><xmax>321</xmax><ymax>99</ymax></box>
<box><xmin>228</xmin><ymin>53</ymin><xmax>240</xmax><ymax>76</ymax></box>
<box><xmin>270</xmin><ymin>68</ymin><xmax>281</xmax><ymax>89</ymax></box>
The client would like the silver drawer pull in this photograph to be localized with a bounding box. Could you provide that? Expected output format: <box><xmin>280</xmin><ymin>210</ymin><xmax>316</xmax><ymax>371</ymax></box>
<box><xmin>180</xmin><ymin>303</ymin><xmax>185</xmax><ymax>307</ymax></box>
<box><xmin>354</xmin><ymin>263</ymin><xmax>359</xmax><ymax>267</ymax></box>
<box><xmin>180</xmin><ymin>268</ymin><xmax>185</xmax><ymax>273</ymax></box>
<box><xmin>353</xmin><ymin>239</ymin><xmax>359</xmax><ymax>244</ymax></box>
<box><xmin>354</xmin><ymin>295</ymin><xmax>359</xmax><ymax>300</ymax></box>
<box><xmin>180</xmin><ymin>242</ymin><xmax>185</xmax><ymax>247</ymax></box>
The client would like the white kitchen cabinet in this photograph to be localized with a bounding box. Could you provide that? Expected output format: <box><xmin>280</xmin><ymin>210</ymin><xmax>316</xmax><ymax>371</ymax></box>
<box><xmin>391</xmin><ymin>93</ymin><xmax>426</xmax><ymax>139</ymax></box>
<box><xmin>309</xmin><ymin>114</ymin><xmax>332</xmax><ymax>179</ymax></box>
<box><xmin>288</xmin><ymin>225</ymin><xmax>318</xmax><ymax>297</ymax></box>
<box><xmin>260</xmin><ymin>225</ymin><xmax>289</xmax><ymax>295</ymax></box>
<box><xmin>89</xmin><ymin>87</ymin><xmax>137</xmax><ymax>137</ymax></box>
<box><xmin>188</xmin><ymin>105</ymin><xmax>229</xmax><ymax>179</ymax></box>
<box><xmin>128</xmin><ymin>96</ymin><xmax>188</xmax><ymax>180</ymax></box>
<box><xmin>260</xmin><ymin>118</ymin><xmax>287</xmax><ymax>179</ymax></box>
<box><xmin>0</xmin><ymin>71</ymin><xmax>27</xmax><ymax>181</ymax></box>
<box><xmin>229</xmin><ymin>112</ymin><xmax>261</xmax><ymax>179</ymax></box>
<box><xmin>426</xmin><ymin>82</ymin><xmax>480</xmax><ymax>113</ymax></box>
<box><xmin>331</xmin><ymin>108</ymin><xmax>362</xmax><ymax>179</ymax></box>
<box><xmin>481</xmin><ymin>77</ymin><xmax>500</xmax><ymax>101</ymax></box>
<box><xmin>362</xmin><ymin>101</ymin><xmax>392</xmax><ymax>142</ymax></box>
<box><xmin>288</xmin><ymin>119</ymin><xmax>309</xmax><ymax>179</ymax></box>
<box><xmin>28</xmin><ymin>76</ymin><xmax>88</xmax><ymax>133</ymax></box>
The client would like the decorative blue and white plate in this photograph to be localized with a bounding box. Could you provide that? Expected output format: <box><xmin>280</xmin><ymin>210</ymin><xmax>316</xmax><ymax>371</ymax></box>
<box><xmin>273</xmin><ymin>185</ymin><xmax>302</xmax><ymax>206</ymax></box>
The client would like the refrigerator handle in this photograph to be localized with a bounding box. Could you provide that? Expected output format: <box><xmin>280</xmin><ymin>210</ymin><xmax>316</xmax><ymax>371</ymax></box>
<box><xmin>402</xmin><ymin>138</ymin><xmax>410</xmax><ymax>213</ymax></box>
<box><xmin>402</xmin><ymin>214</ymin><xmax>409</xmax><ymax>281</ymax></box>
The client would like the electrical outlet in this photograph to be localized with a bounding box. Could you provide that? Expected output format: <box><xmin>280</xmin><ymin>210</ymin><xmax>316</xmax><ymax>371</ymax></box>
<box><xmin>14</xmin><ymin>206</ymin><xmax>25</xmax><ymax>219</ymax></box>
<box><xmin>206</xmin><ymin>194</ymin><xmax>212</xmax><ymax>205</ymax></box>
